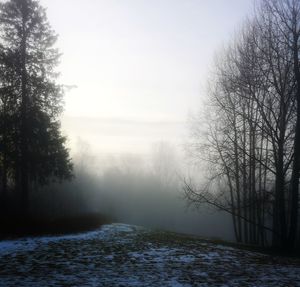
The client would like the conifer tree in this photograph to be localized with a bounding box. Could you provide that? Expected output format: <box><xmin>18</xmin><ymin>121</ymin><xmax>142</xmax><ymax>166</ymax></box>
<box><xmin>0</xmin><ymin>0</ymin><xmax>72</xmax><ymax>214</ymax></box>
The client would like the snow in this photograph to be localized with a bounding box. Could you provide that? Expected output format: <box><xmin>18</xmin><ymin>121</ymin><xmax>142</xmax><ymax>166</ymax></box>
<box><xmin>0</xmin><ymin>223</ymin><xmax>299</xmax><ymax>286</ymax></box>
<box><xmin>0</xmin><ymin>223</ymin><xmax>136</xmax><ymax>256</ymax></box>
<box><xmin>178</xmin><ymin>255</ymin><xmax>195</xmax><ymax>263</ymax></box>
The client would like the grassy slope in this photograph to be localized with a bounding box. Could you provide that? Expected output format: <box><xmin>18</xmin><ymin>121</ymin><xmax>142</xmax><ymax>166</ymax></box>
<box><xmin>0</xmin><ymin>223</ymin><xmax>299</xmax><ymax>286</ymax></box>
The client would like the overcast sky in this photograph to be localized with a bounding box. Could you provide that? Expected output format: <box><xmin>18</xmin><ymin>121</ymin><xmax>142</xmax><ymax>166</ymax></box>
<box><xmin>40</xmin><ymin>0</ymin><xmax>253</xmax><ymax>155</ymax></box>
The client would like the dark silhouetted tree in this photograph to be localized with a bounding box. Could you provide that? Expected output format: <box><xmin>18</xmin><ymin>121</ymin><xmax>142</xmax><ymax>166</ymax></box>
<box><xmin>0</xmin><ymin>0</ymin><xmax>72</xmax><ymax>215</ymax></box>
<box><xmin>185</xmin><ymin>0</ymin><xmax>300</xmax><ymax>251</ymax></box>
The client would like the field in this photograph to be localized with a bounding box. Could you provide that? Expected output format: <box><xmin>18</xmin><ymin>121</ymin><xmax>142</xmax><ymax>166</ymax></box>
<box><xmin>0</xmin><ymin>223</ymin><xmax>299</xmax><ymax>286</ymax></box>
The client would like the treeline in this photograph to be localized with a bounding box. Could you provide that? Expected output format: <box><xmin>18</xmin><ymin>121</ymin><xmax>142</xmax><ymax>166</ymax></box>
<box><xmin>185</xmin><ymin>0</ymin><xmax>300</xmax><ymax>251</ymax></box>
<box><xmin>0</xmin><ymin>0</ymin><xmax>72</xmax><ymax>216</ymax></box>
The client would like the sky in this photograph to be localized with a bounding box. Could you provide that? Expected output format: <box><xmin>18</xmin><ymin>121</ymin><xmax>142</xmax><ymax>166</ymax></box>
<box><xmin>40</xmin><ymin>0</ymin><xmax>253</xmax><ymax>156</ymax></box>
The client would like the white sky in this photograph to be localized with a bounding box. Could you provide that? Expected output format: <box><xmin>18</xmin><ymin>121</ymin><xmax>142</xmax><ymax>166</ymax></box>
<box><xmin>40</xmin><ymin>0</ymin><xmax>253</xmax><ymax>155</ymax></box>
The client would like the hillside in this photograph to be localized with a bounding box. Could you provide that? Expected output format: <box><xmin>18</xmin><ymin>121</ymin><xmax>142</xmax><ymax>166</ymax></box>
<box><xmin>0</xmin><ymin>224</ymin><xmax>299</xmax><ymax>286</ymax></box>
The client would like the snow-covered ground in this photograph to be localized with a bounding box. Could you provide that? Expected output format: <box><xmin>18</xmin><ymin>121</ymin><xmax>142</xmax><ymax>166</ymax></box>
<box><xmin>0</xmin><ymin>223</ymin><xmax>299</xmax><ymax>286</ymax></box>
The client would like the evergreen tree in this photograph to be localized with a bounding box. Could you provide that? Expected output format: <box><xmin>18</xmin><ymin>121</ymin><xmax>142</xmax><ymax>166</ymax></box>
<box><xmin>0</xmin><ymin>0</ymin><xmax>72</xmax><ymax>214</ymax></box>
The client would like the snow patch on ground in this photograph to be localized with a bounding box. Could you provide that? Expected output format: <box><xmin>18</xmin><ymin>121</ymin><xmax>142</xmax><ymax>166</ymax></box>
<box><xmin>0</xmin><ymin>223</ymin><xmax>135</xmax><ymax>256</ymax></box>
<box><xmin>0</xmin><ymin>223</ymin><xmax>299</xmax><ymax>286</ymax></box>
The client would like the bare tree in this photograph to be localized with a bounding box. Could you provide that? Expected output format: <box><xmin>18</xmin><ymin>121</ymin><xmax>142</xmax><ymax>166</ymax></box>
<box><xmin>185</xmin><ymin>0</ymin><xmax>300</xmax><ymax>250</ymax></box>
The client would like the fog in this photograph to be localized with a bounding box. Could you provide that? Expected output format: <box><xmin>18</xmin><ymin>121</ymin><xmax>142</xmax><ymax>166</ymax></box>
<box><xmin>29</xmin><ymin>140</ymin><xmax>233</xmax><ymax>241</ymax></box>
<box><xmin>62</xmin><ymin>116</ymin><xmax>186</xmax><ymax>155</ymax></box>
<box><xmin>26</xmin><ymin>0</ymin><xmax>253</xmax><ymax>241</ymax></box>
<box><xmin>2</xmin><ymin>1</ymin><xmax>300</xmax><ymax>286</ymax></box>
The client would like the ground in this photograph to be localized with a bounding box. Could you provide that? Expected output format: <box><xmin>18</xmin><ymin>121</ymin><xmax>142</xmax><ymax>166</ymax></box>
<box><xmin>0</xmin><ymin>223</ymin><xmax>299</xmax><ymax>286</ymax></box>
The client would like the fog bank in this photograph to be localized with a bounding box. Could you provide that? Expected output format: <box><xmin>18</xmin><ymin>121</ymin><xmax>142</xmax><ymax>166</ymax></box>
<box><xmin>30</xmin><ymin>141</ymin><xmax>234</xmax><ymax>241</ymax></box>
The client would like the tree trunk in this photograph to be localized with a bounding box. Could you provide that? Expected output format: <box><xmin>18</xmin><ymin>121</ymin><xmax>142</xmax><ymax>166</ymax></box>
<box><xmin>20</xmin><ymin>4</ymin><xmax>29</xmax><ymax>216</ymax></box>
<box><xmin>288</xmin><ymin>32</ymin><xmax>300</xmax><ymax>249</ymax></box>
